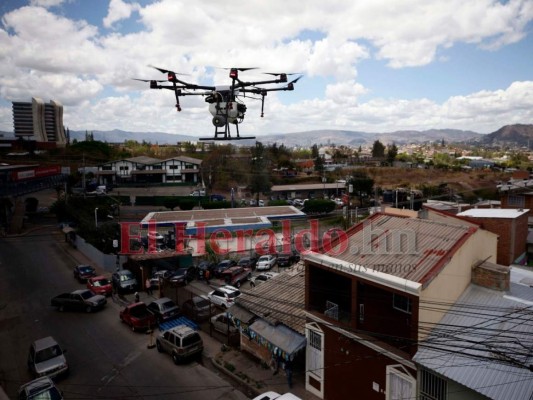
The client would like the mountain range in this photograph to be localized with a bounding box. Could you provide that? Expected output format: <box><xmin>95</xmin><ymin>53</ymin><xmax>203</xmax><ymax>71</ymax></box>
<box><xmin>2</xmin><ymin>124</ymin><xmax>532</xmax><ymax>148</ymax></box>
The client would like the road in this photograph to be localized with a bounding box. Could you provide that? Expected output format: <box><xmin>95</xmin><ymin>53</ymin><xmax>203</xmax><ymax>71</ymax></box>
<box><xmin>0</xmin><ymin>226</ymin><xmax>248</xmax><ymax>400</ymax></box>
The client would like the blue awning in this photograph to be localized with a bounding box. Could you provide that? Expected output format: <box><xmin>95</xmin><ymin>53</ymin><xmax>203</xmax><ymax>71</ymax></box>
<box><xmin>249</xmin><ymin>319</ymin><xmax>306</xmax><ymax>356</ymax></box>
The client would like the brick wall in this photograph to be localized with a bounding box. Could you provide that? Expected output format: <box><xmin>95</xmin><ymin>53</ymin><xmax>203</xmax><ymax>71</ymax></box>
<box><xmin>472</xmin><ymin>261</ymin><xmax>510</xmax><ymax>291</ymax></box>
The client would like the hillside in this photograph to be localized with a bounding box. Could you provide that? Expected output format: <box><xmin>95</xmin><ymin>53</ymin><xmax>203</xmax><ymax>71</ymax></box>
<box><xmin>476</xmin><ymin>124</ymin><xmax>533</xmax><ymax>147</ymax></box>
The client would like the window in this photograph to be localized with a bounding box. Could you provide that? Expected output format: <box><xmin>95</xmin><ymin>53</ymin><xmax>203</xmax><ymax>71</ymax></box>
<box><xmin>306</xmin><ymin>323</ymin><xmax>324</xmax><ymax>398</ymax></box>
<box><xmin>393</xmin><ymin>293</ymin><xmax>412</xmax><ymax>314</ymax></box>
<box><xmin>386</xmin><ymin>365</ymin><xmax>415</xmax><ymax>400</ymax></box>
<box><xmin>169</xmin><ymin>165</ymin><xmax>178</xmax><ymax>170</ymax></box>
<box><xmin>419</xmin><ymin>368</ymin><xmax>447</xmax><ymax>400</ymax></box>
<box><xmin>508</xmin><ymin>195</ymin><xmax>525</xmax><ymax>208</ymax></box>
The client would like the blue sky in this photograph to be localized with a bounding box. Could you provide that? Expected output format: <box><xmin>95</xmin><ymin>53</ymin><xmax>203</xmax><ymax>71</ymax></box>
<box><xmin>0</xmin><ymin>0</ymin><xmax>532</xmax><ymax>138</ymax></box>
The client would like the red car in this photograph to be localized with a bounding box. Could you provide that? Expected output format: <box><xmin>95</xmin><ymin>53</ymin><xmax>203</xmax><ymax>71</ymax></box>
<box><xmin>120</xmin><ymin>302</ymin><xmax>157</xmax><ymax>332</ymax></box>
<box><xmin>87</xmin><ymin>275</ymin><xmax>113</xmax><ymax>296</ymax></box>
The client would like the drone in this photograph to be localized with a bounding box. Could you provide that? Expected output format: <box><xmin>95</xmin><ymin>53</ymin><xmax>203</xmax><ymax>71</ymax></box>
<box><xmin>134</xmin><ymin>66</ymin><xmax>302</xmax><ymax>141</ymax></box>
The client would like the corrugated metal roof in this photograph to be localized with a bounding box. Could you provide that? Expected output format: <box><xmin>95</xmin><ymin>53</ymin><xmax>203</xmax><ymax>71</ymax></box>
<box><xmin>236</xmin><ymin>265</ymin><xmax>306</xmax><ymax>334</ymax></box>
<box><xmin>329</xmin><ymin>213</ymin><xmax>476</xmax><ymax>286</ymax></box>
<box><xmin>413</xmin><ymin>275</ymin><xmax>533</xmax><ymax>400</ymax></box>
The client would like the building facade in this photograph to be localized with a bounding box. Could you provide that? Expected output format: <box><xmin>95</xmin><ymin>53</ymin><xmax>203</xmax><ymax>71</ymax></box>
<box><xmin>12</xmin><ymin>98</ymin><xmax>67</xmax><ymax>145</ymax></box>
<box><xmin>302</xmin><ymin>213</ymin><xmax>498</xmax><ymax>400</ymax></box>
<box><xmin>97</xmin><ymin>156</ymin><xmax>202</xmax><ymax>186</ymax></box>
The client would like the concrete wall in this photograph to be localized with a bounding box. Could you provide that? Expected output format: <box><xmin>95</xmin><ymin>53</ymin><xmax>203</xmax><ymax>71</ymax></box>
<box><xmin>75</xmin><ymin>235</ymin><xmax>128</xmax><ymax>272</ymax></box>
<box><xmin>419</xmin><ymin>228</ymin><xmax>497</xmax><ymax>341</ymax></box>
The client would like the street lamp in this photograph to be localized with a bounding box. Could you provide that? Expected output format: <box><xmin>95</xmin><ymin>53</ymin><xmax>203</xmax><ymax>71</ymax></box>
<box><xmin>94</xmin><ymin>207</ymin><xmax>98</xmax><ymax>228</ymax></box>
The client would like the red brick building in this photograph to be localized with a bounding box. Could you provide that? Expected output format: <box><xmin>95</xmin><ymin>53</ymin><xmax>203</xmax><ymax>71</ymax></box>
<box><xmin>456</xmin><ymin>208</ymin><xmax>529</xmax><ymax>266</ymax></box>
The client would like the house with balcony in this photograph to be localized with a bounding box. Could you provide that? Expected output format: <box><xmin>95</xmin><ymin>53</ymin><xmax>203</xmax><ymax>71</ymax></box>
<box><xmin>302</xmin><ymin>212</ymin><xmax>499</xmax><ymax>400</ymax></box>
<box><xmin>96</xmin><ymin>155</ymin><xmax>201</xmax><ymax>186</ymax></box>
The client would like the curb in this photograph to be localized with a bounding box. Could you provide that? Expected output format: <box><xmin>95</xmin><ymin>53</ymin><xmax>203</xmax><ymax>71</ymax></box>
<box><xmin>210</xmin><ymin>352</ymin><xmax>263</xmax><ymax>398</ymax></box>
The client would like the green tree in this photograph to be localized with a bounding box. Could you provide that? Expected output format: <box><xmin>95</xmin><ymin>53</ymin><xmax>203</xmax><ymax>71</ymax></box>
<box><xmin>371</xmin><ymin>140</ymin><xmax>385</xmax><ymax>158</ymax></box>
<box><xmin>249</xmin><ymin>142</ymin><xmax>271</xmax><ymax>203</ymax></box>
<box><xmin>162</xmin><ymin>196</ymin><xmax>181</xmax><ymax>210</ymax></box>
<box><xmin>386</xmin><ymin>143</ymin><xmax>398</xmax><ymax>164</ymax></box>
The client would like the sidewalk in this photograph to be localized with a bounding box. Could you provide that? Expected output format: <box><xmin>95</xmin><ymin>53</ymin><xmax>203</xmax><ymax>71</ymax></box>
<box><xmin>48</xmin><ymin>225</ymin><xmax>318</xmax><ymax>400</ymax></box>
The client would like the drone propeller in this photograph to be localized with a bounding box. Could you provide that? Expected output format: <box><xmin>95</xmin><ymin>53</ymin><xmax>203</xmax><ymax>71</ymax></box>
<box><xmin>222</xmin><ymin>67</ymin><xmax>259</xmax><ymax>72</ymax></box>
<box><xmin>132</xmin><ymin>78</ymin><xmax>166</xmax><ymax>83</ymax></box>
<box><xmin>148</xmin><ymin>65</ymin><xmax>190</xmax><ymax>76</ymax></box>
<box><xmin>263</xmin><ymin>72</ymin><xmax>301</xmax><ymax>77</ymax></box>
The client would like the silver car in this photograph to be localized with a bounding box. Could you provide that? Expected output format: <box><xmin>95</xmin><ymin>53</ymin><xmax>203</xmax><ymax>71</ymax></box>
<box><xmin>156</xmin><ymin>325</ymin><xmax>203</xmax><ymax>364</ymax></box>
<box><xmin>27</xmin><ymin>336</ymin><xmax>69</xmax><ymax>379</ymax></box>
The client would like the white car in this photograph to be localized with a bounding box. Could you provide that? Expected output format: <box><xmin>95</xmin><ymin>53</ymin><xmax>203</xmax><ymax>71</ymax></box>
<box><xmin>207</xmin><ymin>285</ymin><xmax>241</xmax><ymax>309</ymax></box>
<box><xmin>252</xmin><ymin>392</ymin><xmax>302</xmax><ymax>400</ymax></box>
<box><xmin>250</xmin><ymin>272</ymin><xmax>279</xmax><ymax>287</ymax></box>
<box><xmin>256</xmin><ymin>254</ymin><xmax>277</xmax><ymax>271</ymax></box>
<box><xmin>210</xmin><ymin>312</ymin><xmax>238</xmax><ymax>335</ymax></box>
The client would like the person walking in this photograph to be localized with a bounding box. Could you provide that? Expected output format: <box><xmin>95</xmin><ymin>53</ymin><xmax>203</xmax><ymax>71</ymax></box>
<box><xmin>204</xmin><ymin>269</ymin><xmax>211</xmax><ymax>285</ymax></box>
<box><xmin>284</xmin><ymin>358</ymin><xmax>293</xmax><ymax>389</ymax></box>
<box><xmin>145</xmin><ymin>278</ymin><xmax>153</xmax><ymax>296</ymax></box>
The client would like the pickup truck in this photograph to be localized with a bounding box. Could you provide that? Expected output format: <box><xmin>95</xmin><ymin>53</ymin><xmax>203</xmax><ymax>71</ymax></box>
<box><xmin>51</xmin><ymin>289</ymin><xmax>107</xmax><ymax>313</ymax></box>
<box><xmin>119</xmin><ymin>302</ymin><xmax>157</xmax><ymax>332</ymax></box>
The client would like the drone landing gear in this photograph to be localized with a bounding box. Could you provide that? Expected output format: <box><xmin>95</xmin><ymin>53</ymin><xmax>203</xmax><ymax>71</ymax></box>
<box><xmin>199</xmin><ymin>121</ymin><xmax>256</xmax><ymax>141</ymax></box>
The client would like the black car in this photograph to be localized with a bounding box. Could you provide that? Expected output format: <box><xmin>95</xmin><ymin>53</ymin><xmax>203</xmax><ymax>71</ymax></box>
<box><xmin>73</xmin><ymin>265</ymin><xmax>96</xmax><ymax>283</ymax></box>
<box><xmin>277</xmin><ymin>251</ymin><xmax>300</xmax><ymax>268</ymax></box>
<box><xmin>196</xmin><ymin>260</ymin><xmax>216</xmax><ymax>280</ymax></box>
<box><xmin>237</xmin><ymin>256</ymin><xmax>258</xmax><ymax>270</ymax></box>
<box><xmin>214</xmin><ymin>259</ymin><xmax>237</xmax><ymax>277</ymax></box>
<box><xmin>167</xmin><ymin>267</ymin><xmax>195</xmax><ymax>286</ymax></box>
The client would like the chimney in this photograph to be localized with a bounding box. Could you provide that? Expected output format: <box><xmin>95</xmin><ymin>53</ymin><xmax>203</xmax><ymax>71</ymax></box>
<box><xmin>472</xmin><ymin>261</ymin><xmax>509</xmax><ymax>291</ymax></box>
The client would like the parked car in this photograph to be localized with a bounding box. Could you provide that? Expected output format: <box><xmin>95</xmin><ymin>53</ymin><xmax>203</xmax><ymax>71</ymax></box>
<box><xmin>73</xmin><ymin>264</ymin><xmax>96</xmax><ymax>283</ymax></box>
<box><xmin>207</xmin><ymin>285</ymin><xmax>241</xmax><ymax>309</ymax></box>
<box><xmin>237</xmin><ymin>256</ymin><xmax>258</xmax><ymax>269</ymax></box>
<box><xmin>252</xmin><ymin>392</ymin><xmax>302</xmax><ymax>400</ymax></box>
<box><xmin>27</xmin><ymin>336</ymin><xmax>68</xmax><ymax>379</ymax></box>
<box><xmin>221</xmin><ymin>266</ymin><xmax>252</xmax><ymax>288</ymax></box>
<box><xmin>258</xmin><ymin>199</ymin><xmax>265</xmax><ymax>207</ymax></box>
<box><xmin>119</xmin><ymin>302</ymin><xmax>157</xmax><ymax>332</ymax></box>
<box><xmin>146</xmin><ymin>297</ymin><xmax>180</xmax><ymax>322</ymax></box>
<box><xmin>214</xmin><ymin>259</ymin><xmax>237</xmax><ymax>277</ymax></box>
<box><xmin>210</xmin><ymin>194</ymin><xmax>226</xmax><ymax>201</ymax></box>
<box><xmin>256</xmin><ymin>254</ymin><xmax>277</xmax><ymax>271</ymax></box>
<box><xmin>111</xmin><ymin>269</ymin><xmax>138</xmax><ymax>294</ymax></box>
<box><xmin>18</xmin><ymin>376</ymin><xmax>63</xmax><ymax>400</ymax></box>
<box><xmin>167</xmin><ymin>266</ymin><xmax>195</xmax><ymax>286</ymax></box>
<box><xmin>51</xmin><ymin>289</ymin><xmax>107</xmax><ymax>313</ymax></box>
<box><xmin>156</xmin><ymin>325</ymin><xmax>203</xmax><ymax>364</ymax></box>
<box><xmin>210</xmin><ymin>312</ymin><xmax>238</xmax><ymax>335</ymax></box>
<box><xmin>250</xmin><ymin>272</ymin><xmax>279</xmax><ymax>288</ymax></box>
<box><xmin>181</xmin><ymin>295</ymin><xmax>211</xmax><ymax>321</ymax></box>
<box><xmin>196</xmin><ymin>260</ymin><xmax>216</xmax><ymax>280</ymax></box>
<box><xmin>150</xmin><ymin>269</ymin><xmax>172</xmax><ymax>288</ymax></box>
<box><xmin>86</xmin><ymin>275</ymin><xmax>112</xmax><ymax>296</ymax></box>
<box><xmin>277</xmin><ymin>251</ymin><xmax>300</xmax><ymax>268</ymax></box>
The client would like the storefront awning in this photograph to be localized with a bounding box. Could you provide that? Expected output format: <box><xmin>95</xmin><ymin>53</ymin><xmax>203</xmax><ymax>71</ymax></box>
<box><xmin>249</xmin><ymin>319</ymin><xmax>306</xmax><ymax>356</ymax></box>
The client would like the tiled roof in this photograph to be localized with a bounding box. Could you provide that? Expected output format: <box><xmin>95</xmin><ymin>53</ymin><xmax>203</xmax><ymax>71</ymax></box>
<box><xmin>236</xmin><ymin>265</ymin><xmax>306</xmax><ymax>334</ymax></box>
<box><xmin>329</xmin><ymin>213</ymin><xmax>477</xmax><ymax>287</ymax></box>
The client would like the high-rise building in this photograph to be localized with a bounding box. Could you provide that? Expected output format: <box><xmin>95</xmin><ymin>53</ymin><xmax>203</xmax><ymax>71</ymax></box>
<box><xmin>12</xmin><ymin>97</ymin><xmax>67</xmax><ymax>145</ymax></box>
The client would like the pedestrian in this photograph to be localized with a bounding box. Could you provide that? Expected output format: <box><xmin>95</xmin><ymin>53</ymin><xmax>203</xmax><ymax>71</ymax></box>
<box><xmin>270</xmin><ymin>352</ymin><xmax>279</xmax><ymax>375</ymax></box>
<box><xmin>134</xmin><ymin>292</ymin><xmax>140</xmax><ymax>303</ymax></box>
<box><xmin>204</xmin><ymin>269</ymin><xmax>211</xmax><ymax>285</ymax></box>
<box><xmin>284</xmin><ymin>358</ymin><xmax>293</xmax><ymax>389</ymax></box>
<box><xmin>145</xmin><ymin>277</ymin><xmax>153</xmax><ymax>295</ymax></box>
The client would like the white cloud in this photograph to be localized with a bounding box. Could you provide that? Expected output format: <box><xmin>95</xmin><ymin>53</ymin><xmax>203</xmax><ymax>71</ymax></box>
<box><xmin>0</xmin><ymin>0</ymin><xmax>531</xmax><ymax>136</ymax></box>
<box><xmin>103</xmin><ymin>0</ymin><xmax>140</xmax><ymax>29</ymax></box>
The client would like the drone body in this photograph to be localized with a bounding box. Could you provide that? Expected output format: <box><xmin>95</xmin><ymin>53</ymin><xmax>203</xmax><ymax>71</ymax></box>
<box><xmin>135</xmin><ymin>67</ymin><xmax>301</xmax><ymax>141</ymax></box>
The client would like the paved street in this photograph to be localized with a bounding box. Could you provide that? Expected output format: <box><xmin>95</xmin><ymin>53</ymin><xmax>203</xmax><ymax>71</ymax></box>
<box><xmin>0</xmin><ymin>226</ymin><xmax>248</xmax><ymax>400</ymax></box>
